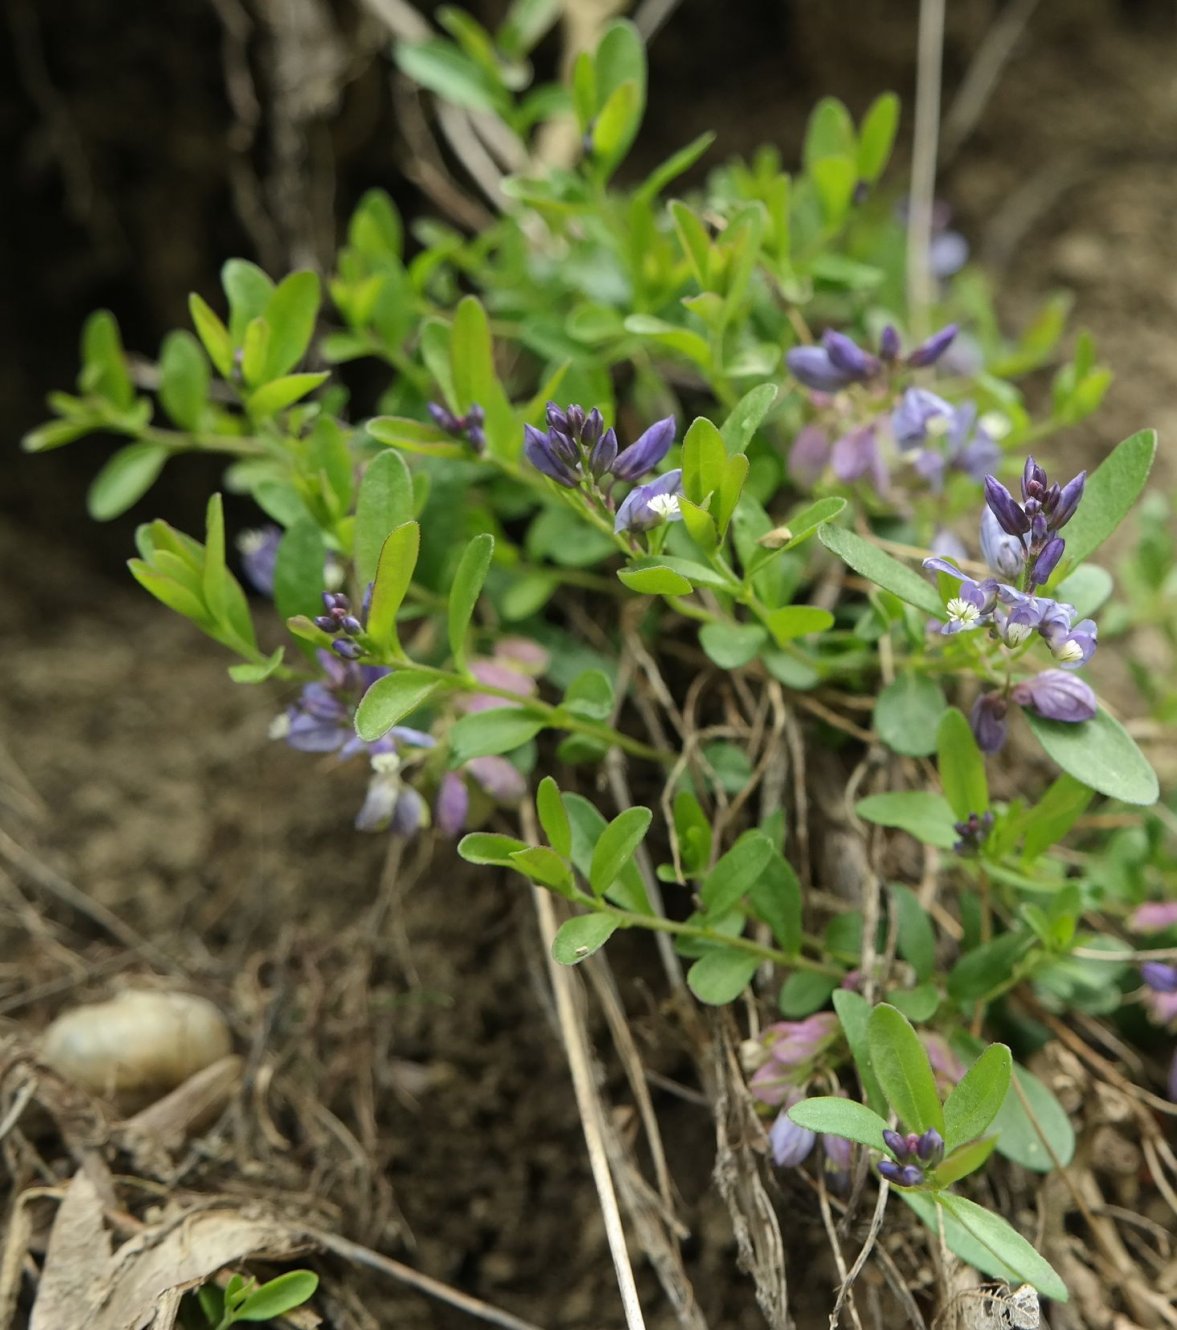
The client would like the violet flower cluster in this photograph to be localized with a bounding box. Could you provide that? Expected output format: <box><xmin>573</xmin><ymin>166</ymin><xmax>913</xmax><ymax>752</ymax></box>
<box><xmin>428</xmin><ymin>401</ymin><xmax>486</xmax><ymax>452</ymax></box>
<box><xmin>1139</xmin><ymin>962</ymin><xmax>1177</xmax><ymax>1103</ymax></box>
<box><xmin>786</xmin><ymin>323</ymin><xmax>999</xmax><ymax>496</ymax></box>
<box><xmin>747</xmin><ymin>1015</ymin><xmax>852</xmax><ymax>1190</ymax></box>
<box><xmin>878</xmin><ymin>1127</ymin><xmax>943</xmax><ymax>1188</ymax></box>
<box><xmin>923</xmin><ymin>456</ymin><xmax>1100</xmax><ymax>752</ymax></box>
<box><xmin>523</xmin><ymin>403</ymin><xmax>683</xmax><ymax>537</ymax></box>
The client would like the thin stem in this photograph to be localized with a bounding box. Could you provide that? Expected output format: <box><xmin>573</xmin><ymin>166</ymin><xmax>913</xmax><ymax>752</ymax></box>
<box><xmin>907</xmin><ymin>0</ymin><xmax>946</xmax><ymax>340</ymax></box>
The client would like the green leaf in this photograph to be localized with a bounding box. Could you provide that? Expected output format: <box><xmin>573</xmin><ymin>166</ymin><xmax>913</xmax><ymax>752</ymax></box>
<box><xmin>687</xmin><ymin>949</ymin><xmax>761</xmax><ymax>1004</ymax></box>
<box><xmin>80</xmin><ymin>310</ymin><xmax>134</xmax><ymax>410</ymax></box>
<box><xmin>681</xmin><ymin>416</ymin><xmax>727</xmax><ymax>505</ymax></box>
<box><xmin>1025</xmin><ymin>708</ymin><xmax>1158</xmax><ymax>806</ymax></box>
<box><xmin>720</xmin><ymin>383</ymin><xmax>777</xmax><ymax>453</ymax></box>
<box><xmin>874</xmin><ymin>675</ymin><xmax>947</xmax><ymax>757</ymax></box>
<box><xmin>936</xmin><ymin>1195</ymin><xmax>1068</xmax><ymax>1301</ymax></box>
<box><xmin>868</xmin><ymin>1003</ymin><xmax>944</xmax><ymax>1134</ymax></box>
<box><xmin>990</xmin><ymin>1060</ymin><xmax>1075</xmax><ymax>1172</ymax></box>
<box><xmin>787</xmin><ymin>1096</ymin><xmax>890</xmax><ymax>1151</ymax></box>
<box><xmin>747</xmin><ymin>851</ymin><xmax>802</xmax><ymax>957</ymax></box>
<box><xmin>669</xmin><ymin>199</ymin><xmax>711</xmax><ymax>286</ymax></box>
<box><xmin>562</xmin><ymin>793</ymin><xmax>650</xmax><ymax>913</ymax></box>
<box><xmin>189</xmin><ymin>293</ymin><xmax>234</xmax><ymax>377</ymax></box>
<box><xmin>1054</xmin><ymin>563</ymin><xmax>1113</xmax><ymax>619</ymax></box>
<box><xmin>355</xmin><ymin>450</ymin><xmax>414</xmax><ymax>587</ymax></box>
<box><xmin>229</xmin><ymin>647</ymin><xmax>285</xmax><ymax>683</ymax></box>
<box><xmin>246</xmin><ymin>371</ymin><xmax>329</xmax><ymax>419</ymax></box>
<box><xmin>366</xmin><ymin>520</ymin><xmax>419</xmax><ymax>655</ymax></box>
<box><xmin>699</xmin><ymin>622</ymin><xmax>767</xmax><ymax>669</ymax></box>
<box><xmin>158</xmin><ymin>330</ymin><xmax>210</xmax><ymax>430</ymax></box>
<box><xmin>623</xmin><ymin>315</ymin><xmax>711</xmax><ymax>366</ymax></box>
<box><xmin>561</xmin><ymin>669</ymin><xmax>614</xmax><ymax>720</ymax></box>
<box><xmin>892</xmin><ymin>884</ymin><xmax>936</xmax><ymax>983</ymax></box>
<box><xmin>87</xmin><ymin>442</ymin><xmax>168</xmax><ymax>521</ymax></box>
<box><xmin>856</xmin><ymin>92</ymin><xmax>899</xmax><ymax>182</ymax></box>
<box><xmin>635</xmin><ymin>131</ymin><xmax>716</xmax><ymax>202</ymax></box>
<box><xmin>273</xmin><ymin>519</ymin><xmax>325</xmax><ymax>625</ymax></box>
<box><xmin>764</xmin><ymin>605</ymin><xmax>834</xmax><ymax>644</ymax></box>
<box><xmin>595</xmin><ymin>19</ymin><xmax>645</xmax><ymax>110</ymax></box>
<box><xmin>591</xmin><ymin>80</ymin><xmax>641</xmax><ymax>175</ymax></box>
<box><xmin>221</xmin><ymin>258</ymin><xmax>274</xmax><ymax>342</ymax></box>
<box><xmin>202</xmin><ymin>493</ymin><xmax>228</xmax><ymax>621</ymax></box>
<box><xmin>701</xmin><ymin>832</ymin><xmax>774</xmax><ymax>915</ymax></box>
<box><xmin>832</xmin><ymin>989</ymin><xmax>887</xmax><ymax>1116</ymax></box>
<box><xmin>354</xmin><ymin>670</ymin><xmax>439</xmax><ymax>741</ymax></box>
<box><xmin>261</xmin><ymin>271</ymin><xmax>320</xmax><ymax>380</ymax></box>
<box><xmin>778</xmin><ymin>969</ymin><xmax>838</xmax><ymax>1017</ymax></box>
<box><xmin>590</xmin><ymin>807</ymin><xmax>652</xmax><ymax>897</ymax></box>
<box><xmin>235</xmin><ymin>1271</ymin><xmax>319</xmax><ymax>1322</ymax></box>
<box><xmin>1020</xmin><ymin>773</ymin><xmax>1092</xmax><ymax>860</ymax></box>
<box><xmin>240</xmin><ymin>316</ymin><xmax>270</xmax><ymax>388</ymax></box>
<box><xmin>855</xmin><ymin>791</ymin><xmax>958</xmax><ymax>849</ymax></box>
<box><xmin>451</xmin><ymin>708</ymin><xmax>544</xmax><ymax>762</ymax></box>
<box><xmin>934</xmin><ymin>1135</ymin><xmax>998</xmax><ymax>1186</ymax></box>
<box><xmin>510</xmin><ymin>846</ymin><xmax>575</xmax><ymax>895</ymax></box>
<box><xmin>937</xmin><ymin>707</ymin><xmax>988</xmax><ymax>819</ymax></box>
<box><xmin>395</xmin><ymin>37</ymin><xmax>501</xmax><ymax>112</ymax></box>
<box><xmin>781</xmin><ymin>495</ymin><xmax>848</xmax><ymax>550</ymax></box>
<box><xmin>552</xmin><ymin>913</ymin><xmax>619</xmax><ymax>964</ymax></box>
<box><xmin>818</xmin><ymin>525</ymin><xmax>943</xmax><ymax>616</ymax></box>
<box><xmin>804</xmin><ymin>96</ymin><xmax>856</xmax><ymax>165</ymax></box>
<box><xmin>1058</xmin><ymin>428</ymin><xmax>1156</xmax><ymax>570</ymax></box>
<box><xmin>948</xmin><ymin>932</ymin><xmax>1033</xmax><ymax>1003</ymax></box>
<box><xmin>943</xmin><ymin>1044</ymin><xmax>1012</xmax><ymax>1151</ymax></box>
<box><xmin>458</xmin><ymin>832</ymin><xmax>528</xmax><ymax>866</ymax></box>
<box><xmin>536</xmin><ymin>776</ymin><xmax>572</xmax><ymax>857</ymax></box>
<box><xmin>617</xmin><ymin>564</ymin><xmax>693</xmax><ymax>596</ymax></box>
<box><xmin>448</xmin><ymin>533</ymin><xmax>494</xmax><ymax>670</ymax></box>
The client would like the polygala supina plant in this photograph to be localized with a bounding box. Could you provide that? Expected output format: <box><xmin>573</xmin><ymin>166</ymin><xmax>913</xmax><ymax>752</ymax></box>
<box><xmin>26</xmin><ymin>6</ymin><xmax>1170</xmax><ymax>1317</ymax></box>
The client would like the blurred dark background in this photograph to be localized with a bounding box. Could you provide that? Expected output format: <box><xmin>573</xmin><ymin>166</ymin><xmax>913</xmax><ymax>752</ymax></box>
<box><xmin>3</xmin><ymin>0</ymin><xmax>1177</xmax><ymax>579</ymax></box>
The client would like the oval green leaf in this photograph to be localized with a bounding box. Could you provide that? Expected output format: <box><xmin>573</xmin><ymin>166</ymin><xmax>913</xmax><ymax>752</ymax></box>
<box><xmin>355</xmin><ymin>670</ymin><xmax>440</xmax><ymax>741</ymax></box>
<box><xmin>1025</xmin><ymin>707</ymin><xmax>1158</xmax><ymax>806</ymax></box>
<box><xmin>552</xmin><ymin>913</ymin><xmax>619</xmax><ymax>965</ymax></box>
<box><xmin>868</xmin><ymin>1003</ymin><xmax>944</xmax><ymax>1135</ymax></box>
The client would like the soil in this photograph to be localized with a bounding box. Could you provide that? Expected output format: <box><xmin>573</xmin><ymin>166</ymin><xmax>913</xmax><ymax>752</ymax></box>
<box><xmin>2</xmin><ymin>1</ymin><xmax>1176</xmax><ymax>1327</ymax></box>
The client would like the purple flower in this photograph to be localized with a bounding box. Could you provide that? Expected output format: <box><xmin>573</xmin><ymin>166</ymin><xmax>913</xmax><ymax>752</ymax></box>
<box><xmin>979</xmin><ymin>507</ymin><xmax>1026</xmax><ymax>580</ymax></box>
<box><xmin>970</xmin><ymin>693</ymin><xmax>1009</xmax><ymax>753</ymax></box>
<box><xmin>614</xmin><ymin>468</ymin><xmax>684</xmax><ymax>534</ymax></box>
<box><xmin>788</xmin><ymin>425</ymin><xmax>831</xmax><ymax>487</ymax></box>
<box><xmin>428</xmin><ymin>401</ymin><xmax>486</xmax><ymax>452</ymax></box>
<box><xmin>237</xmin><ymin>526</ymin><xmax>282</xmax><ymax>596</ymax></box>
<box><xmin>770</xmin><ymin>1096</ymin><xmax>817</xmax><ymax>1167</ymax></box>
<box><xmin>984</xmin><ymin>475</ymin><xmax>1031</xmax><ymax>537</ymax></box>
<box><xmin>954</xmin><ymin>811</ymin><xmax>994</xmax><ymax>856</ymax></box>
<box><xmin>892</xmin><ymin>388</ymin><xmax>953</xmax><ymax>449</ymax></box>
<box><xmin>611</xmin><ymin>416</ymin><xmax>675</xmax><ymax>483</ymax></box>
<box><xmin>524</xmin><ymin>422</ymin><xmax>579</xmax><ymax>487</ymax></box>
<box><xmin>748</xmin><ymin>1014</ymin><xmax>839</xmax><ymax>1107</ymax></box>
<box><xmin>1130</xmin><ymin>902</ymin><xmax>1177</xmax><ymax>933</ymax></box>
<box><xmin>915</xmin><ymin>1128</ymin><xmax>944</xmax><ymax>1165</ymax></box>
<box><xmin>879</xmin><ymin>325</ymin><xmax>902</xmax><ymax>361</ymax></box>
<box><xmin>1142</xmin><ymin>963</ymin><xmax>1177</xmax><ymax>995</ymax></box>
<box><xmin>1039</xmin><ymin>608</ymin><xmax>1098</xmax><ymax>668</ymax></box>
<box><xmin>922</xmin><ymin>556</ymin><xmax>999</xmax><ymax>634</ymax></box>
<box><xmin>824</xmin><ymin>330</ymin><xmax>880</xmax><ymax>380</ymax></box>
<box><xmin>435</xmin><ymin>771</ymin><xmax>469</xmax><ymax>837</ymax></box>
<box><xmin>830</xmin><ymin>425</ymin><xmax>887</xmax><ymax>490</ymax></box>
<box><xmin>356</xmin><ymin>756</ymin><xmax>427</xmax><ymax>835</ymax></box>
<box><xmin>1011</xmin><ymin>670</ymin><xmax>1097</xmax><ymax>723</ymax></box>
<box><xmin>786</xmin><ymin>345</ymin><xmax>856</xmax><ymax>392</ymax></box>
<box><xmin>822</xmin><ymin>1134</ymin><xmax>853</xmax><ymax>1192</ymax></box>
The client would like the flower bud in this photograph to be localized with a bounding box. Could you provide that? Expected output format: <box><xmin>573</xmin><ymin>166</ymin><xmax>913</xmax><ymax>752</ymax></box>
<box><xmin>823</xmin><ymin>330</ymin><xmax>879</xmax><ymax>379</ymax></box>
<box><xmin>786</xmin><ymin>345</ymin><xmax>854</xmax><ymax>392</ymax></box>
<box><xmin>971</xmin><ymin>692</ymin><xmax>1009</xmax><ymax>753</ymax></box>
<box><xmin>1052</xmin><ymin>470</ymin><xmax>1086</xmax><ymax>529</ymax></box>
<box><xmin>611</xmin><ymin>416</ymin><xmax>675</xmax><ymax>482</ymax></box>
<box><xmin>1011</xmin><ymin>670</ymin><xmax>1097</xmax><ymax>723</ymax></box>
<box><xmin>1030</xmin><ymin>536</ymin><xmax>1065</xmax><ymax>588</ymax></box>
<box><xmin>769</xmin><ymin>1106</ymin><xmax>817</xmax><ymax>1167</ymax></box>
<box><xmin>906</xmin><ymin>323</ymin><xmax>958</xmax><ymax>368</ymax></box>
<box><xmin>979</xmin><ymin>507</ymin><xmax>1026</xmax><ymax>580</ymax></box>
<box><xmin>916</xmin><ymin>1128</ymin><xmax>944</xmax><ymax>1166</ymax></box>
<box><xmin>1141</xmin><ymin>962</ymin><xmax>1177</xmax><ymax>995</ymax></box>
<box><xmin>984</xmin><ymin>476</ymin><xmax>1030</xmax><ymax>536</ymax></box>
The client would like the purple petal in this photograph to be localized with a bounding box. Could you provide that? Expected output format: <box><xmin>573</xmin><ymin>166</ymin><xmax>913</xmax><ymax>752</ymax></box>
<box><xmin>1011</xmin><ymin>670</ymin><xmax>1097</xmax><ymax>723</ymax></box>
<box><xmin>929</xmin><ymin>233</ymin><xmax>969</xmax><ymax>279</ymax></box>
<box><xmin>524</xmin><ymin>424</ymin><xmax>579</xmax><ymax>486</ymax></box>
<box><xmin>892</xmin><ymin>388</ymin><xmax>953</xmax><ymax>448</ymax></box>
<box><xmin>466</xmin><ymin>755</ymin><xmax>527</xmax><ymax>803</ymax></box>
<box><xmin>822</xmin><ymin>330</ymin><xmax>879</xmax><ymax>380</ymax></box>
<box><xmin>970</xmin><ymin>692</ymin><xmax>1009</xmax><ymax>753</ymax></box>
<box><xmin>984</xmin><ymin>476</ymin><xmax>1030</xmax><ymax>537</ymax></box>
<box><xmin>1129</xmin><ymin>902</ymin><xmax>1177</xmax><ymax>933</ymax></box>
<box><xmin>788</xmin><ymin>425</ymin><xmax>831</xmax><ymax>487</ymax></box>
<box><xmin>879</xmin><ymin>325</ymin><xmax>902</xmax><ymax>361</ymax></box>
<box><xmin>830</xmin><ymin>426</ymin><xmax>881</xmax><ymax>484</ymax></box>
<box><xmin>610</xmin><ymin>417</ymin><xmax>676</xmax><ymax>482</ymax></box>
<box><xmin>907</xmin><ymin>323</ymin><xmax>959</xmax><ymax>368</ymax></box>
<box><xmin>786</xmin><ymin>345</ymin><xmax>853</xmax><ymax>392</ymax></box>
<box><xmin>435</xmin><ymin>772</ymin><xmax>469</xmax><ymax>837</ymax></box>
<box><xmin>237</xmin><ymin>525</ymin><xmax>282</xmax><ymax>596</ymax></box>
<box><xmin>979</xmin><ymin>507</ymin><xmax>1026</xmax><ymax>580</ymax></box>
<box><xmin>769</xmin><ymin>1105</ymin><xmax>817</xmax><ymax>1168</ymax></box>
<box><xmin>1052</xmin><ymin>471</ymin><xmax>1087</xmax><ymax>530</ymax></box>
<box><xmin>1141</xmin><ymin>962</ymin><xmax>1177</xmax><ymax>994</ymax></box>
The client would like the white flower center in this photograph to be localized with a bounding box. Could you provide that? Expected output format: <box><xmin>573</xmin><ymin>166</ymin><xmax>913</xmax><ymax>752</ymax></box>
<box><xmin>1005</xmin><ymin>621</ymin><xmax>1032</xmax><ymax>646</ymax></box>
<box><xmin>1053</xmin><ymin>639</ymin><xmax>1084</xmax><ymax>663</ymax></box>
<box><xmin>946</xmin><ymin>597</ymin><xmax>980</xmax><ymax>624</ymax></box>
<box><xmin>371</xmin><ymin>752</ymin><xmax>401</xmax><ymax>775</ymax></box>
<box><xmin>237</xmin><ymin>528</ymin><xmax>268</xmax><ymax>555</ymax></box>
<box><xmin>268</xmin><ymin>713</ymin><xmax>291</xmax><ymax>740</ymax></box>
<box><xmin>648</xmin><ymin>493</ymin><xmax>681</xmax><ymax>519</ymax></box>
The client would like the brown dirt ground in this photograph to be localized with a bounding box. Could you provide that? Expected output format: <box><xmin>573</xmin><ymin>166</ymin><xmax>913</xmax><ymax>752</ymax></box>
<box><xmin>3</xmin><ymin>1</ymin><xmax>1177</xmax><ymax>1327</ymax></box>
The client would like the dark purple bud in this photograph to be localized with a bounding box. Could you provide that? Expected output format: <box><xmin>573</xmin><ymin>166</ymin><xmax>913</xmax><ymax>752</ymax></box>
<box><xmin>984</xmin><ymin>476</ymin><xmax>1030</xmax><ymax>536</ymax></box>
<box><xmin>313</xmin><ymin>614</ymin><xmax>341</xmax><ymax>634</ymax></box>
<box><xmin>878</xmin><ymin>1159</ymin><xmax>924</xmax><ymax>1187</ymax></box>
<box><xmin>1141</xmin><ymin>962</ymin><xmax>1177</xmax><ymax>994</ymax></box>
<box><xmin>1022</xmin><ymin>456</ymin><xmax>1048</xmax><ymax>501</ymax></box>
<box><xmin>786</xmin><ymin>345</ymin><xmax>853</xmax><ymax>392</ymax></box>
<box><xmin>971</xmin><ymin>692</ymin><xmax>1009</xmax><ymax>753</ymax></box>
<box><xmin>879</xmin><ymin>325</ymin><xmax>902</xmax><ymax>361</ymax></box>
<box><xmin>524</xmin><ymin>424</ymin><xmax>579</xmax><ymax>487</ymax></box>
<box><xmin>1052</xmin><ymin>471</ymin><xmax>1086</xmax><ymax>530</ymax></box>
<box><xmin>1011</xmin><ymin>670</ymin><xmax>1097</xmax><ymax>723</ymax></box>
<box><xmin>589</xmin><ymin>426</ymin><xmax>619</xmax><ymax>480</ymax></box>
<box><xmin>323</xmin><ymin>591</ymin><xmax>350</xmax><ymax>611</ymax></box>
<box><xmin>427</xmin><ymin>401</ymin><xmax>461</xmax><ymax>433</ymax></box>
<box><xmin>882</xmin><ymin>1129</ymin><xmax>907</xmax><ymax>1159</ymax></box>
<box><xmin>611</xmin><ymin>416</ymin><xmax>676</xmax><ymax>482</ymax></box>
<box><xmin>1029</xmin><ymin>510</ymin><xmax>1049</xmax><ymax>548</ymax></box>
<box><xmin>823</xmin><ymin>330</ymin><xmax>879</xmax><ymax>380</ymax></box>
<box><xmin>906</xmin><ymin>323</ymin><xmax>958</xmax><ymax>368</ymax></box>
<box><xmin>788</xmin><ymin>425</ymin><xmax>831</xmax><ymax>487</ymax></box>
<box><xmin>916</xmin><ymin>1128</ymin><xmax>944</xmax><ymax>1166</ymax></box>
<box><xmin>340</xmin><ymin>614</ymin><xmax>364</xmax><ymax>635</ymax></box>
<box><xmin>466</xmin><ymin>423</ymin><xmax>486</xmax><ymax>452</ymax></box>
<box><xmin>331</xmin><ymin>638</ymin><xmax>363</xmax><ymax>660</ymax></box>
<box><xmin>582</xmin><ymin>407</ymin><xmax>605</xmax><ymax>448</ymax></box>
<box><xmin>954</xmin><ymin>811</ymin><xmax>993</xmax><ymax>856</ymax></box>
<box><xmin>1030</xmin><ymin>536</ymin><xmax>1065</xmax><ymax>588</ymax></box>
<box><xmin>545</xmin><ymin>401</ymin><xmax>570</xmax><ymax>434</ymax></box>
<box><xmin>769</xmin><ymin>1107</ymin><xmax>817</xmax><ymax>1168</ymax></box>
<box><xmin>614</xmin><ymin>469</ymin><xmax>684</xmax><ymax>534</ymax></box>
